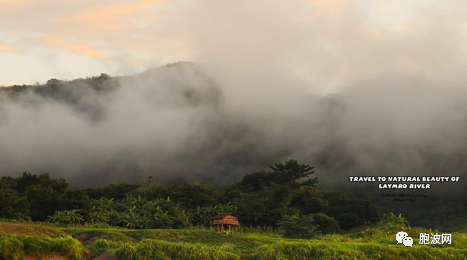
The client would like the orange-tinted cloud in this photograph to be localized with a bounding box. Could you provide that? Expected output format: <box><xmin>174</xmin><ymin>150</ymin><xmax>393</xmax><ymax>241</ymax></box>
<box><xmin>104</xmin><ymin>56</ymin><xmax>150</xmax><ymax>67</ymax></box>
<box><xmin>0</xmin><ymin>44</ymin><xmax>24</xmax><ymax>54</ymax></box>
<box><xmin>377</xmin><ymin>4</ymin><xmax>392</xmax><ymax>9</ymax></box>
<box><xmin>42</xmin><ymin>37</ymin><xmax>104</xmax><ymax>58</ymax></box>
<box><xmin>377</xmin><ymin>23</ymin><xmax>414</xmax><ymax>32</ymax></box>
<box><xmin>68</xmin><ymin>0</ymin><xmax>164</xmax><ymax>34</ymax></box>
<box><xmin>308</xmin><ymin>0</ymin><xmax>357</xmax><ymax>13</ymax></box>
<box><xmin>0</xmin><ymin>0</ymin><xmax>49</xmax><ymax>3</ymax></box>
<box><xmin>0</xmin><ymin>0</ymin><xmax>53</xmax><ymax>12</ymax></box>
<box><xmin>383</xmin><ymin>23</ymin><xmax>411</xmax><ymax>27</ymax></box>
<box><xmin>67</xmin><ymin>44</ymin><xmax>104</xmax><ymax>58</ymax></box>
<box><xmin>313</xmin><ymin>0</ymin><xmax>353</xmax><ymax>4</ymax></box>
<box><xmin>121</xmin><ymin>57</ymin><xmax>149</xmax><ymax>67</ymax></box>
<box><xmin>311</xmin><ymin>0</ymin><xmax>357</xmax><ymax>6</ymax></box>
<box><xmin>40</xmin><ymin>37</ymin><xmax>164</xmax><ymax>67</ymax></box>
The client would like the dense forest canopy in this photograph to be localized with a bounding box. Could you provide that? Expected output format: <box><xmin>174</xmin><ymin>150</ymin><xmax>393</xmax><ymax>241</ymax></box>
<box><xmin>0</xmin><ymin>159</ymin><xmax>380</xmax><ymax>235</ymax></box>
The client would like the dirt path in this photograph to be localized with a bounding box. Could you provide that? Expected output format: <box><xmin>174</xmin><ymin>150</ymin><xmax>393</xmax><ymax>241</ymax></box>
<box><xmin>77</xmin><ymin>233</ymin><xmax>98</xmax><ymax>246</ymax></box>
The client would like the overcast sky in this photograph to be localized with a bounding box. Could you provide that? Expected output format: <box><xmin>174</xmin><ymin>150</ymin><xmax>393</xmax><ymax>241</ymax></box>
<box><xmin>1</xmin><ymin>0</ymin><xmax>461</xmax><ymax>86</ymax></box>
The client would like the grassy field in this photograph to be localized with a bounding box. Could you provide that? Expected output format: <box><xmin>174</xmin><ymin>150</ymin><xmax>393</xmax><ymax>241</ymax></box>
<box><xmin>1</xmin><ymin>222</ymin><xmax>467</xmax><ymax>259</ymax></box>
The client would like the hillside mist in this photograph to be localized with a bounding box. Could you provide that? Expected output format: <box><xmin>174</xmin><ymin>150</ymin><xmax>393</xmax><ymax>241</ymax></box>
<box><xmin>0</xmin><ymin>62</ymin><xmax>466</xmax><ymax>193</ymax></box>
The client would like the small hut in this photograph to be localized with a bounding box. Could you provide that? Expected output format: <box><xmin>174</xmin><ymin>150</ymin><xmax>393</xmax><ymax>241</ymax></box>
<box><xmin>210</xmin><ymin>213</ymin><xmax>239</xmax><ymax>234</ymax></box>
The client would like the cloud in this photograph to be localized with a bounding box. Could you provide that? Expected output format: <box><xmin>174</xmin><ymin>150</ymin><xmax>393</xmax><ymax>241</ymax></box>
<box><xmin>0</xmin><ymin>0</ymin><xmax>171</xmax><ymax>80</ymax></box>
<box><xmin>1</xmin><ymin>0</ymin><xmax>467</xmax><ymax>202</ymax></box>
<box><xmin>312</xmin><ymin>0</ymin><xmax>356</xmax><ymax>5</ymax></box>
<box><xmin>381</xmin><ymin>22</ymin><xmax>412</xmax><ymax>27</ymax></box>
<box><xmin>377</xmin><ymin>4</ymin><xmax>392</xmax><ymax>9</ymax></box>
<box><xmin>67</xmin><ymin>0</ymin><xmax>164</xmax><ymax>35</ymax></box>
<box><xmin>0</xmin><ymin>0</ymin><xmax>50</xmax><ymax>6</ymax></box>
<box><xmin>307</xmin><ymin>0</ymin><xmax>357</xmax><ymax>13</ymax></box>
<box><xmin>41</xmin><ymin>37</ymin><xmax>104</xmax><ymax>58</ymax></box>
<box><xmin>122</xmin><ymin>57</ymin><xmax>149</xmax><ymax>67</ymax></box>
<box><xmin>0</xmin><ymin>43</ymin><xmax>24</xmax><ymax>55</ymax></box>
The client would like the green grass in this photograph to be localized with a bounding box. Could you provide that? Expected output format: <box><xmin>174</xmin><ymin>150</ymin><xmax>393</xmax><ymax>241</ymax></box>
<box><xmin>2</xmin><ymin>221</ymin><xmax>467</xmax><ymax>259</ymax></box>
<box><xmin>0</xmin><ymin>232</ymin><xmax>89</xmax><ymax>260</ymax></box>
<box><xmin>62</xmin><ymin>227</ymin><xmax>282</xmax><ymax>255</ymax></box>
<box><xmin>247</xmin><ymin>240</ymin><xmax>467</xmax><ymax>260</ymax></box>
<box><xmin>114</xmin><ymin>240</ymin><xmax>239</xmax><ymax>260</ymax></box>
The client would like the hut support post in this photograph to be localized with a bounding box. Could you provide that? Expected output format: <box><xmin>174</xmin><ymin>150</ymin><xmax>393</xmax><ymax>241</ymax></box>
<box><xmin>228</xmin><ymin>225</ymin><xmax>231</xmax><ymax>234</ymax></box>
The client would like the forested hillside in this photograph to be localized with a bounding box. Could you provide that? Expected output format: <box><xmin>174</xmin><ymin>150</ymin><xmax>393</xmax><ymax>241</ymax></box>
<box><xmin>1</xmin><ymin>62</ymin><xmax>467</xmax><ymax>231</ymax></box>
<box><xmin>0</xmin><ymin>159</ymin><xmax>378</xmax><ymax>233</ymax></box>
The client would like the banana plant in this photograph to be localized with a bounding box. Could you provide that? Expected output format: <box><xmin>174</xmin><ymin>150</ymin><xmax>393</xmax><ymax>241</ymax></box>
<box><xmin>66</xmin><ymin>209</ymin><xmax>84</xmax><ymax>224</ymax></box>
<box><xmin>88</xmin><ymin>210</ymin><xmax>110</xmax><ymax>224</ymax></box>
<box><xmin>46</xmin><ymin>209</ymin><xmax>83</xmax><ymax>225</ymax></box>
<box><xmin>153</xmin><ymin>209</ymin><xmax>174</xmax><ymax>228</ymax></box>
<box><xmin>123</xmin><ymin>206</ymin><xmax>146</xmax><ymax>229</ymax></box>
<box><xmin>216</xmin><ymin>202</ymin><xmax>238</xmax><ymax>213</ymax></box>
<box><xmin>124</xmin><ymin>194</ymin><xmax>147</xmax><ymax>207</ymax></box>
<box><xmin>47</xmin><ymin>211</ymin><xmax>70</xmax><ymax>224</ymax></box>
<box><xmin>383</xmin><ymin>212</ymin><xmax>409</xmax><ymax>227</ymax></box>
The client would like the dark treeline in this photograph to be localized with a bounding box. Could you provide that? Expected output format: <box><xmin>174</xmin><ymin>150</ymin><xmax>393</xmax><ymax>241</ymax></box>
<box><xmin>0</xmin><ymin>159</ymin><xmax>379</xmax><ymax>236</ymax></box>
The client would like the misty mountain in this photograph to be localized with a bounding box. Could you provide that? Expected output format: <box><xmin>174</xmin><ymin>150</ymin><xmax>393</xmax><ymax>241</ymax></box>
<box><xmin>1</xmin><ymin>62</ymin><xmax>466</xmax><ymax>204</ymax></box>
<box><xmin>0</xmin><ymin>62</ymin><xmax>290</xmax><ymax>187</ymax></box>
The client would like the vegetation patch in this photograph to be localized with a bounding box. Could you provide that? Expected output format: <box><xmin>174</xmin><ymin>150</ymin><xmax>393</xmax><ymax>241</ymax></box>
<box><xmin>0</xmin><ymin>232</ymin><xmax>89</xmax><ymax>260</ymax></box>
<box><xmin>0</xmin><ymin>223</ymin><xmax>66</xmax><ymax>237</ymax></box>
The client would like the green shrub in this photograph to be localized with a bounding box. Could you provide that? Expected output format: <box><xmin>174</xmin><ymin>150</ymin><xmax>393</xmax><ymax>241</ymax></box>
<box><xmin>87</xmin><ymin>239</ymin><xmax>120</xmax><ymax>258</ymax></box>
<box><xmin>0</xmin><ymin>234</ymin><xmax>25</xmax><ymax>260</ymax></box>
<box><xmin>21</xmin><ymin>236</ymin><xmax>50</xmax><ymax>254</ymax></box>
<box><xmin>311</xmin><ymin>213</ymin><xmax>340</xmax><ymax>235</ymax></box>
<box><xmin>115</xmin><ymin>244</ymin><xmax>139</xmax><ymax>260</ymax></box>
<box><xmin>277</xmin><ymin>214</ymin><xmax>319</xmax><ymax>239</ymax></box>
<box><xmin>337</xmin><ymin>213</ymin><xmax>364</xmax><ymax>230</ymax></box>
<box><xmin>0</xmin><ymin>232</ymin><xmax>88</xmax><ymax>260</ymax></box>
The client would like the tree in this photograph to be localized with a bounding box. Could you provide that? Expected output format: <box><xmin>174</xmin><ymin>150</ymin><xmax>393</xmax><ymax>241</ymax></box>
<box><xmin>23</xmin><ymin>173</ymin><xmax>68</xmax><ymax>221</ymax></box>
<box><xmin>100</xmin><ymin>182</ymin><xmax>140</xmax><ymax>200</ymax></box>
<box><xmin>236</xmin><ymin>160</ymin><xmax>318</xmax><ymax>191</ymax></box>
<box><xmin>336</xmin><ymin>213</ymin><xmax>362</xmax><ymax>230</ymax></box>
<box><xmin>0</xmin><ymin>187</ymin><xmax>30</xmax><ymax>221</ymax></box>
<box><xmin>270</xmin><ymin>159</ymin><xmax>317</xmax><ymax>188</ymax></box>
<box><xmin>233</xmin><ymin>183</ymin><xmax>293</xmax><ymax>227</ymax></box>
<box><xmin>239</xmin><ymin>170</ymin><xmax>274</xmax><ymax>192</ymax></box>
<box><xmin>289</xmin><ymin>186</ymin><xmax>328</xmax><ymax>214</ymax></box>
<box><xmin>311</xmin><ymin>213</ymin><xmax>340</xmax><ymax>234</ymax></box>
<box><xmin>322</xmin><ymin>192</ymin><xmax>379</xmax><ymax>230</ymax></box>
<box><xmin>277</xmin><ymin>214</ymin><xmax>319</xmax><ymax>239</ymax></box>
<box><xmin>167</xmin><ymin>183</ymin><xmax>221</xmax><ymax>210</ymax></box>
